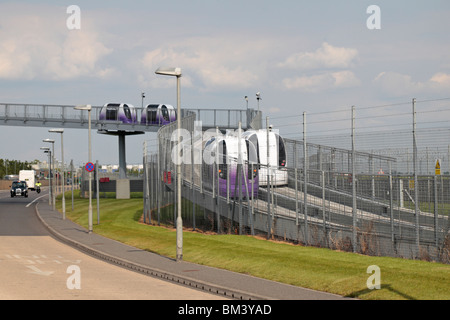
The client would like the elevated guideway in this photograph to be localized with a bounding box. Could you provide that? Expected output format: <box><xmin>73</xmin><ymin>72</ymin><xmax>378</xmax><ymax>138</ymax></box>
<box><xmin>0</xmin><ymin>102</ymin><xmax>260</xmax><ymax>182</ymax></box>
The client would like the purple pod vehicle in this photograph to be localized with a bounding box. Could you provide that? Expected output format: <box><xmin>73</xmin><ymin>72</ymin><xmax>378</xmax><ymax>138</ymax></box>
<box><xmin>203</xmin><ymin>134</ymin><xmax>259</xmax><ymax>199</ymax></box>
<box><xmin>141</xmin><ymin>104</ymin><xmax>176</xmax><ymax>125</ymax></box>
<box><xmin>99</xmin><ymin>103</ymin><xmax>137</xmax><ymax>124</ymax></box>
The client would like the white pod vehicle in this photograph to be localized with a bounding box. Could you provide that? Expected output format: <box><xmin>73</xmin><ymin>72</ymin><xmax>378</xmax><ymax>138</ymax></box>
<box><xmin>99</xmin><ymin>103</ymin><xmax>138</xmax><ymax>124</ymax></box>
<box><xmin>141</xmin><ymin>104</ymin><xmax>176</xmax><ymax>125</ymax></box>
<box><xmin>203</xmin><ymin>133</ymin><xmax>259</xmax><ymax>199</ymax></box>
<box><xmin>242</xmin><ymin>129</ymin><xmax>288</xmax><ymax>186</ymax></box>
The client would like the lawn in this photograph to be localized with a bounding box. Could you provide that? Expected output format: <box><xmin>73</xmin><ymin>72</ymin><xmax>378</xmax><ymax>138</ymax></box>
<box><xmin>57</xmin><ymin>191</ymin><xmax>450</xmax><ymax>300</ymax></box>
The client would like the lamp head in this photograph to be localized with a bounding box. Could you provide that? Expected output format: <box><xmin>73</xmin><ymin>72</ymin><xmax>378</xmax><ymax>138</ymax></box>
<box><xmin>155</xmin><ymin>67</ymin><xmax>182</xmax><ymax>77</ymax></box>
<box><xmin>74</xmin><ymin>104</ymin><xmax>92</xmax><ymax>111</ymax></box>
<box><xmin>49</xmin><ymin>128</ymin><xmax>64</xmax><ymax>133</ymax></box>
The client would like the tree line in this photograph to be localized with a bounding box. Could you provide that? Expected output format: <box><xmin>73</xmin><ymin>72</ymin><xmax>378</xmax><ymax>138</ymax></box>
<box><xmin>0</xmin><ymin>159</ymin><xmax>35</xmax><ymax>178</ymax></box>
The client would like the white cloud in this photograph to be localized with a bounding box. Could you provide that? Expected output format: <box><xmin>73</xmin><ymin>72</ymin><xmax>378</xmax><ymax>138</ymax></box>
<box><xmin>0</xmin><ymin>3</ymin><xmax>113</xmax><ymax>81</ymax></box>
<box><xmin>373</xmin><ymin>71</ymin><xmax>450</xmax><ymax>97</ymax></box>
<box><xmin>140</xmin><ymin>40</ymin><xmax>362</xmax><ymax>93</ymax></box>
<box><xmin>45</xmin><ymin>31</ymin><xmax>113</xmax><ymax>80</ymax></box>
<box><xmin>332</xmin><ymin>70</ymin><xmax>361</xmax><ymax>88</ymax></box>
<box><xmin>278</xmin><ymin>43</ymin><xmax>360</xmax><ymax>92</ymax></box>
<box><xmin>430</xmin><ymin>72</ymin><xmax>450</xmax><ymax>86</ymax></box>
<box><xmin>139</xmin><ymin>36</ymin><xmax>269</xmax><ymax>90</ymax></box>
<box><xmin>278</xmin><ymin>42</ymin><xmax>359</xmax><ymax>70</ymax></box>
<box><xmin>0</xmin><ymin>39</ymin><xmax>34</xmax><ymax>80</ymax></box>
<box><xmin>282</xmin><ymin>70</ymin><xmax>360</xmax><ymax>92</ymax></box>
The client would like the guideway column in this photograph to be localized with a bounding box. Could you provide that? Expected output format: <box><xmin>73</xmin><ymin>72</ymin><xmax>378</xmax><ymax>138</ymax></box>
<box><xmin>117</xmin><ymin>131</ymin><xmax>130</xmax><ymax>199</ymax></box>
<box><xmin>98</xmin><ymin>129</ymin><xmax>144</xmax><ymax>200</ymax></box>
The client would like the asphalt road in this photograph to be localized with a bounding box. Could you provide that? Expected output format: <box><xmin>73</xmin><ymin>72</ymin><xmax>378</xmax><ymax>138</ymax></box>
<box><xmin>0</xmin><ymin>189</ymin><xmax>222</xmax><ymax>300</ymax></box>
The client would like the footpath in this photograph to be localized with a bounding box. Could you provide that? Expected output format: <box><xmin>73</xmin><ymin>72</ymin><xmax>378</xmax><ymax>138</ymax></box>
<box><xmin>35</xmin><ymin>200</ymin><xmax>349</xmax><ymax>300</ymax></box>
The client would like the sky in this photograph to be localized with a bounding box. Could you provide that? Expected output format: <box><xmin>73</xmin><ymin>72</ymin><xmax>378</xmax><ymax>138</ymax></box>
<box><xmin>0</xmin><ymin>0</ymin><xmax>449</xmax><ymax>168</ymax></box>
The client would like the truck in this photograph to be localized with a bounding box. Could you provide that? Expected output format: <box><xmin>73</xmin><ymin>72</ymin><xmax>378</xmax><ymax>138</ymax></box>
<box><xmin>19</xmin><ymin>170</ymin><xmax>36</xmax><ymax>191</ymax></box>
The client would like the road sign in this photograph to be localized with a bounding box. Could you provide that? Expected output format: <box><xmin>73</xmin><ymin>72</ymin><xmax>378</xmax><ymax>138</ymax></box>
<box><xmin>85</xmin><ymin>162</ymin><xmax>95</xmax><ymax>172</ymax></box>
<box><xmin>435</xmin><ymin>159</ymin><xmax>441</xmax><ymax>176</ymax></box>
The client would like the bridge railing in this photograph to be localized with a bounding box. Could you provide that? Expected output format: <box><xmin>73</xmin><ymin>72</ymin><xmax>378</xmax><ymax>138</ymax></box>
<box><xmin>0</xmin><ymin>103</ymin><xmax>103</xmax><ymax>123</ymax></box>
<box><xmin>185</xmin><ymin>108</ymin><xmax>260</xmax><ymax>130</ymax></box>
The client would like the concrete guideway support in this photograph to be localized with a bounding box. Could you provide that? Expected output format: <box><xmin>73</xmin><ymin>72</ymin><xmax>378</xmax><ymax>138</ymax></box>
<box><xmin>98</xmin><ymin>129</ymin><xmax>144</xmax><ymax>199</ymax></box>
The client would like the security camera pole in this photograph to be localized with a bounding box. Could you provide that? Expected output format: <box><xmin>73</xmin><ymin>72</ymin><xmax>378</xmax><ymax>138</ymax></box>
<box><xmin>155</xmin><ymin>67</ymin><xmax>183</xmax><ymax>261</ymax></box>
<box><xmin>256</xmin><ymin>92</ymin><xmax>261</xmax><ymax>112</ymax></box>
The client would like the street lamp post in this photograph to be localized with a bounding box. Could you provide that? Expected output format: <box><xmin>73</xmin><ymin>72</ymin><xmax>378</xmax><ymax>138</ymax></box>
<box><xmin>155</xmin><ymin>67</ymin><xmax>183</xmax><ymax>261</ymax></box>
<box><xmin>43</xmin><ymin>139</ymin><xmax>55</xmax><ymax>211</ymax></box>
<box><xmin>74</xmin><ymin>104</ymin><xmax>93</xmax><ymax>233</ymax></box>
<box><xmin>40</xmin><ymin>147</ymin><xmax>51</xmax><ymax>206</ymax></box>
<box><xmin>49</xmin><ymin>129</ymin><xmax>65</xmax><ymax>220</ymax></box>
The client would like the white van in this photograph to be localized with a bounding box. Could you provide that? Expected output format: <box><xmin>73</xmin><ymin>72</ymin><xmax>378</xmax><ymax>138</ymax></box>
<box><xmin>19</xmin><ymin>170</ymin><xmax>36</xmax><ymax>191</ymax></box>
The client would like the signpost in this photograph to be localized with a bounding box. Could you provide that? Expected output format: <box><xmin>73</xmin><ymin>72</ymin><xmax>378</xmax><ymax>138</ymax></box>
<box><xmin>85</xmin><ymin>162</ymin><xmax>95</xmax><ymax>173</ymax></box>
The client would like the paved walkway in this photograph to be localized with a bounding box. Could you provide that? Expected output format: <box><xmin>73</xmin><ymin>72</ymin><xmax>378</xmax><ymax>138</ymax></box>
<box><xmin>35</xmin><ymin>201</ymin><xmax>349</xmax><ymax>300</ymax></box>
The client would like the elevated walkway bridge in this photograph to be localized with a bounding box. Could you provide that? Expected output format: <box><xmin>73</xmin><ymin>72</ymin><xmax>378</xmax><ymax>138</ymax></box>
<box><xmin>0</xmin><ymin>103</ymin><xmax>260</xmax><ymax>132</ymax></box>
<box><xmin>0</xmin><ymin>102</ymin><xmax>261</xmax><ymax>177</ymax></box>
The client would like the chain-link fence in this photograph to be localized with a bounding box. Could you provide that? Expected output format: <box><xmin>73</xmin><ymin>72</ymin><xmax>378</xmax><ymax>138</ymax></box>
<box><xmin>143</xmin><ymin>98</ymin><xmax>450</xmax><ymax>264</ymax></box>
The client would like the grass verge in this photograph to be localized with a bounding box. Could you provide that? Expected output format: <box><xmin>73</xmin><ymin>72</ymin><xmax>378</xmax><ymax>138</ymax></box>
<box><xmin>57</xmin><ymin>191</ymin><xmax>450</xmax><ymax>300</ymax></box>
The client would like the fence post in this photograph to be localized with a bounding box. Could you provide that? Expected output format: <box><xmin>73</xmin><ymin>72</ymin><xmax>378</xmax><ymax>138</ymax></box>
<box><xmin>295</xmin><ymin>167</ymin><xmax>299</xmax><ymax>226</ymax></box>
<box><xmin>151</xmin><ymin>154</ymin><xmax>155</xmax><ymax>223</ymax></box>
<box><xmin>434</xmin><ymin>175</ymin><xmax>438</xmax><ymax>246</ymax></box>
<box><xmin>174</xmin><ymin>164</ymin><xmax>177</xmax><ymax>225</ymax></box>
<box><xmin>238</xmin><ymin>121</ymin><xmax>243</xmax><ymax>235</ymax></box>
<box><xmin>303</xmin><ymin>112</ymin><xmax>309</xmax><ymax>245</ymax></box>
<box><xmin>412</xmin><ymin>98</ymin><xmax>420</xmax><ymax>256</ymax></box>
<box><xmin>250</xmin><ymin>162</ymin><xmax>255</xmax><ymax>236</ymax></box>
<box><xmin>322</xmin><ymin>170</ymin><xmax>327</xmax><ymax>247</ymax></box>
<box><xmin>143</xmin><ymin>142</ymin><xmax>148</xmax><ymax>223</ymax></box>
<box><xmin>157</xmin><ymin>144</ymin><xmax>161</xmax><ymax>226</ymax></box>
<box><xmin>95</xmin><ymin>160</ymin><xmax>100</xmax><ymax>225</ymax></box>
<box><xmin>294</xmin><ymin>141</ymin><xmax>299</xmax><ymax>226</ymax></box>
<box><xmin>352</xmin><ymin>106</ymin><xmax>357</xmax><ymax>253</ymax></box>
<box><xmin>71</xmin><ymin>159</ymin><xmax>74</xmax><ymax>211</ymax></box>
<box><xmin>389</xmin><ymin>161</ymin><xmax>394</xmax><ymax>245</ymax></box>
<box><xmin>266</xmin><ymin>117</ymin><xmax>271</xmax><ymax>239</ymax></box>
<box><xmin>216</xmin><ymin>126</ymin><xmax>220</xmax><ymax>234</ymax></box>
<box><xmin>192</xmin><ymin>131</ymin><xmax>196</xmax><ymax>231</ymax></box>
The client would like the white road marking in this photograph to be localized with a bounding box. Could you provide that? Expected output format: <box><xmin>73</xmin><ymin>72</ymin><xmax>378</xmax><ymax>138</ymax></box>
<box><xmin>25</xmin><ymin>194</ymin><xmax>47</xmax><ymax>208</ymax></box>
<box><xmin>26</xmin><ymin>265</ymin><xmax>54</xmax><ymax>276</ymax></box>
